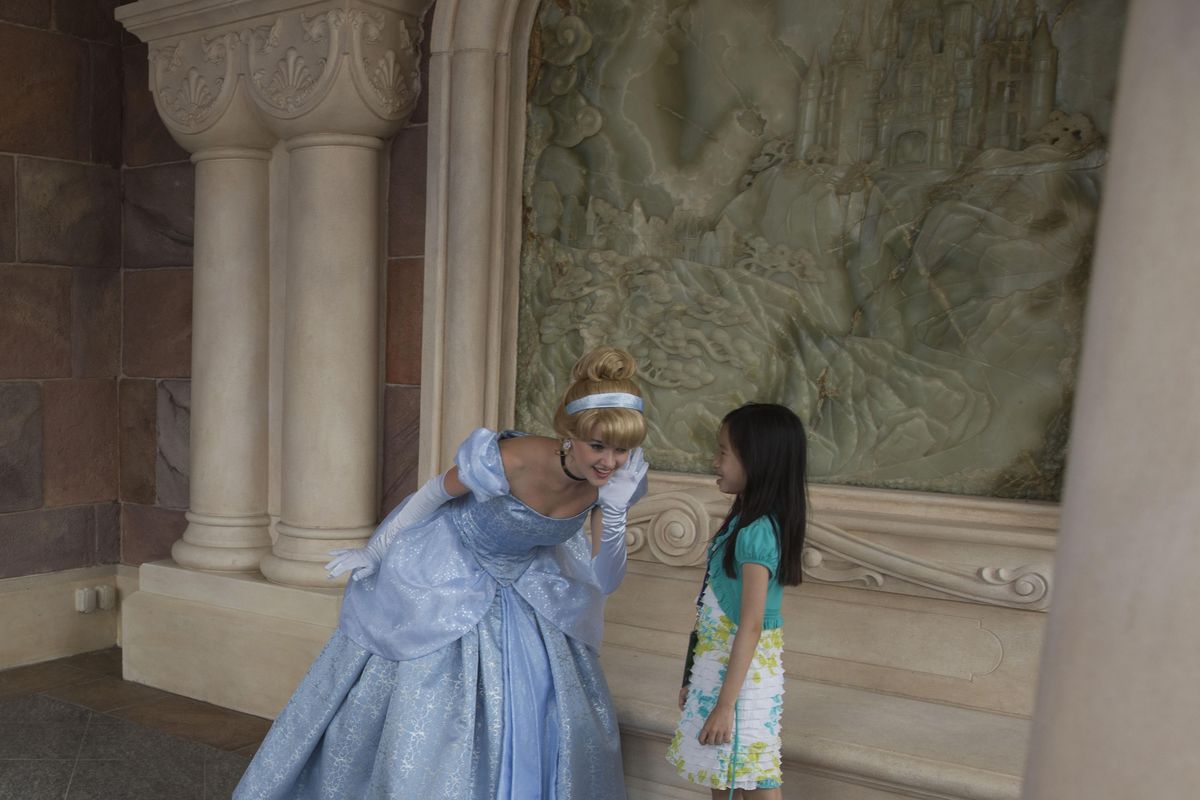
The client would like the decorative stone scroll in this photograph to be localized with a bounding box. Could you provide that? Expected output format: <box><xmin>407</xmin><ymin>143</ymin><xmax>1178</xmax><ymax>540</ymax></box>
<box><xmin>627</xmin><ymin>478</ymin><xmax>1055</xmax><ymax>610</ymax></box>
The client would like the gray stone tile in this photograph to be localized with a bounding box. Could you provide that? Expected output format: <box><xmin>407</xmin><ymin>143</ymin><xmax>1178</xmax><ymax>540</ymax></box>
<box><xmin>65</xmin><ymin>759</ymin><xmax>203</xmax><ymax>800</ymax></box>
<box><xmin>0</xmin><ymin>263</ymin><xmax>72</xmax><ymax>379</ymax></box>
<box><xmin>0</xmin><ymin>0</ymin><xmax>51</xmax><ymax>28</ymax></box>
<box><xmin>89</xmin><ymin>43</ymin><xmax>122</xmax><ymax>168</ymax></box>
<box><xmin>118</xmin><ymin>379</ymin><xmax>156</xmax><ymax>505</ymax></box>
<box><xmin>16</xmin><ymin>159</ymin><xmax>120</xmax><ymax>268</ymax></box>
<box><xmin>0</xmin><ymin>25</ymin><xmax>89</xmax><ymax>161</ymax></box>
<box><xmin>381</xmin><ymin>385</ymin><xmax>421</xmax><ymax>518</ymax></box>
<box><xmin>77</xmin><ymin>715</ymin><xmax>206</xmax><ymax>783</ymax></box>
<box><xmin>122</xmin><ymin>269</ymin><xmax>192</xmax><ymax>378</ymax></box>
<box><xmin>122</xmin><ymin>44</ymin><xmax>188</xmax><ymax>168</ymax></box>
<box><xmin>203</xmin><ymin>750</ymin><xmax>250</xmax><ymax>799</ymax></box>
<box><xmin>122</xmin><ymin>163</ymin><xmax>194</xmax><ymax>269</ymax></box>
<box><xmin>0</xmin><ymin>759</ymin><xmax>74</xmax><ymax>800</ymax></box>
<box><xmin>119</xmin><ymin>504</ymin><xmax>186</xmax><ymax>566</ymax></box>
<box><xmin>0</xmin><ymin>154</ymin><xmax>13</xmax><ymax>263</ymax></box>
<box><xmin>94</xmin><ymin>501</ymin><xmax>120</xmax><ymax>564</ymax></box>
<box><xmin>42</xmin><ymin>379</ymin><xmax>118</xmax><ymax>507</ymax></box>
<box><xmin>0</xmin><ymin>382</ymin><xmax>42</xmax><ymax>513</ymax></box>
<box><xmin>0</xmin><ymin>695</ymin><xmax>91</xmax><ymax>759</ymax></box>
<box><xmin>155</xmin><ymin>380</ymin><xmax>190</xmax><ymax>510</ymax></box>
<box><xmin>71</xmin><ymin>268</ymin><xmax>120</xmax><ymax>378</ymax></box>
<box><xmin>54</xmin><ymin>0</ymin><xmax>123</xmax><ymax>44</ymax></box>
<box><xmin>0</xmin><ymin>506</ymin><xmax>93</xmax><ymax>579</ymax></box>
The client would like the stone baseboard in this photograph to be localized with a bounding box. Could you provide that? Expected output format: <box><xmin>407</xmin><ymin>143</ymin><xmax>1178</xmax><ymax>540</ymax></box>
<box><xmin>0</xmin><ymin>565</ymin><xmax>122</xmax><ymax>669</ymax></box>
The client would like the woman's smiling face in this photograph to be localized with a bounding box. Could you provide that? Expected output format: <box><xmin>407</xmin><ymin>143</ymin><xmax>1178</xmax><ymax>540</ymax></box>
<box><xmin>567</xmin><ymin>425</ymin><xmax>630</xmax><ymax>485</ymax></box>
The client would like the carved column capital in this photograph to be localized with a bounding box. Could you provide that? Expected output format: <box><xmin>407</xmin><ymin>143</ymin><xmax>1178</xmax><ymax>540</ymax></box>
<box><xmin>119</xmin><ymin>0</ymin><xmax>433</xmax><ymax>148</ymax></box>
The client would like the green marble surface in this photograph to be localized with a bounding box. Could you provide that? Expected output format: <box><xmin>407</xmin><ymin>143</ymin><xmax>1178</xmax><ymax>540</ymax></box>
<box><xmin>516</xmin><ymin>0</ymin><xmax>1126</xmax><ymax>500</ymax></box>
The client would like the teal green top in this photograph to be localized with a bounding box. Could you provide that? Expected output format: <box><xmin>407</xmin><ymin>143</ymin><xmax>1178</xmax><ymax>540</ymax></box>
<box><xmin>707</xmin><ymin>515</ymin><xmax>783</xmax><ymax>630</ymax></box>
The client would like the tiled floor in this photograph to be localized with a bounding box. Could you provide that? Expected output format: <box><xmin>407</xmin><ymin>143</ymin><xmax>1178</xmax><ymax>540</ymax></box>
<box><xmin>0</xmin><ymin>649</ymin><xmax>269</xmax><ymax>800</ymax></box>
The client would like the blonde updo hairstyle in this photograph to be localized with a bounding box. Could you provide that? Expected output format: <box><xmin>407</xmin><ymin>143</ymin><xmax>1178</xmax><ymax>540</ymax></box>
<box><xmin>553</xmin><ymin>346</ymin><xmax>647</xmax><ymax>450</ymax></box>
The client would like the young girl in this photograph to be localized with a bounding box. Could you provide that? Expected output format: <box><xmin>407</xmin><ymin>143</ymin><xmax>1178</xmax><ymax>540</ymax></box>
<box><xmin>666</xmin><ymin>403</ymin><xmax>808</xmax><ymax>799</ymax></box>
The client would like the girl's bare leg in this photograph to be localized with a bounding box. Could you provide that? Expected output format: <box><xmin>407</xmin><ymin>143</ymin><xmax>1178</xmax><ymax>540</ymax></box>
<box><xmin>741</xmin><ymin>788</ymin><xmax>781</xmax><ymax>800</ymax></box>
<box><xmin>709</xmin><ymin>790</ymin><xmax>744</xmax><ymax>799</ymax></box>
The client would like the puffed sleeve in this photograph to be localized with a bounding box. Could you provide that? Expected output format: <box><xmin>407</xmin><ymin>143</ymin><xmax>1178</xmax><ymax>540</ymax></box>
<box><xmin>734</xmin><ymin>516</ymin><xmax>781</xmax><ymax>578</ymax></box>
<box><xmin>454</xmin><ymin>427</ymin><xmax>511</xmax><ymax>503</ymax></box>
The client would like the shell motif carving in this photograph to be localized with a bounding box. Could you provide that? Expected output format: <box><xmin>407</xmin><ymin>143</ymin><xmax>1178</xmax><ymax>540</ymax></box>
<box><xmin>348</xmin><ymin>8</ymin><xmax>422</xmax><ymax>119</ymax></box>
<box><xmin>151</xmin><ymin>31</ymin><xmax>238</xmax><ymax>132</ymax></box>
<box><xmin>246</xmin><ymin>11</ymin><xmax>341</xmax><ymax>117</ymax></box>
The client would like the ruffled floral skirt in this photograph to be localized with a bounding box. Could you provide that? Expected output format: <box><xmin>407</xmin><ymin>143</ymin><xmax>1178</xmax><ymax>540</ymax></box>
<box><xmin>666</xmin><ymin>586</ymin><xmax>784</xmax><ymax>791</ymax></box>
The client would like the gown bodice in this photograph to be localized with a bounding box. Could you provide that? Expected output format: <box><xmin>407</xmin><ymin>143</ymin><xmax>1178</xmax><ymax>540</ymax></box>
<box><xmin>337</xmin><ymin>428</ymin><xmax>608</xmax><ymax>661</ymax></box>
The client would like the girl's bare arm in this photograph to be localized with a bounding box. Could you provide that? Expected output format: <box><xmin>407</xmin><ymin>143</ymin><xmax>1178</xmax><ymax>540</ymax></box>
<box><xmin>697</xmin><ymin>563</ymin><xmax>769</xmax><ymax>745</ymax></box>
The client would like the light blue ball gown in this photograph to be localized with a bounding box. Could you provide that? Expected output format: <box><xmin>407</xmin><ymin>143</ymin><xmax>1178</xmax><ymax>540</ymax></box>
<box><xmin>233</xmin><ymin>429</ymin><xmax>629</xmax><ymax>799</ymax></box>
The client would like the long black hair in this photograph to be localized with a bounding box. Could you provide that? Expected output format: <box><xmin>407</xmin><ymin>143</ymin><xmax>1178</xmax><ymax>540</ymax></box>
<box><xmin>716</xmin><ymin>403</ymin><xmax>808</xmax><ymax>586</ymax></box>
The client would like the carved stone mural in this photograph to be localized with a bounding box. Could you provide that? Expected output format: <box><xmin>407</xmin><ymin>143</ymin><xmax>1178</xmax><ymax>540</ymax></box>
<box><xmin>515</xmin><ymin>0</ymin><xmax>1125</xmax><ymax>500</ymax></box>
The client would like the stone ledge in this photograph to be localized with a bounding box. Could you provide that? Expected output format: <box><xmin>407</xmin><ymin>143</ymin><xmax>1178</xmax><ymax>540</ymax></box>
<box><xmin>603</xmin><ymin>645</ymin><xmax>1026</xmax><ymax>800</ymax></box>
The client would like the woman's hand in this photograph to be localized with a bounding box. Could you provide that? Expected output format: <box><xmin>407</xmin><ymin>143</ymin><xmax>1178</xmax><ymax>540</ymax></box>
<box><xmin>597</xmin><ymin>448</ymin><xmax>649</xmax><ymax>512</ymax></box>
<box><xmin>698</xmin><ymin>699</ymin><xmax>735</xmax><ymax>746</ymax></box>
<box><xmin>678</xmin><ymin>685</ymin><xmax>689</xmax><ymax>711</ymax></box>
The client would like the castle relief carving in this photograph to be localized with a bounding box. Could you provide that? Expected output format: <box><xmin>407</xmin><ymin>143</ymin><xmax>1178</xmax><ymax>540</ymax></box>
<box><xmin>516</xmin><ymin>0</ymin><xmax>1124</xmax><ymax>502</ymax></box>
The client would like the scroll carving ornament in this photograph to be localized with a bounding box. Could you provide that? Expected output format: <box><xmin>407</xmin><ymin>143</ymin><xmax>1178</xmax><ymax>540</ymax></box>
<box><xmin>627</xmin><ymin>491</ymin><xmax>1052</xmax><ymax>610</ymax></box>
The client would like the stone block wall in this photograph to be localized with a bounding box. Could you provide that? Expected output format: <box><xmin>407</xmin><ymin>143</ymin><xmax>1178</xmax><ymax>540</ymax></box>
<box><xmin>0</xmin><ymin>0</ymin><xmax>124</xmax><ymax>579</ymax></box>
<box><xmin>0</xmin><ymin>1</ymin><xmax>432</xmax><ymax>579</ymax></box>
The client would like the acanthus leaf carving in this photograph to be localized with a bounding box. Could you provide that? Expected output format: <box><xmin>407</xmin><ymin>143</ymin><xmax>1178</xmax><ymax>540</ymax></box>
<box><xmin>245</xmin><ymin>11</ymin><xmax>341</xmax><ymax>117</ymax></box>
<box><xmin>151</xmin><ymin>30</ymin><xmax>237</xmax><ymax>132</ymax></box>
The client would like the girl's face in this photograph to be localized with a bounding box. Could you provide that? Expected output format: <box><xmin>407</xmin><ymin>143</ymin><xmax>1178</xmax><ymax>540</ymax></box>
<box><xmin>713</xmin><ymin>425</ymin><xmax>747</xmax><ymax>495</ymax></box>
<box><xmin>567</xmin><ymin>425</ymin><xmax>630</xmax><ymax>486</ymax></box>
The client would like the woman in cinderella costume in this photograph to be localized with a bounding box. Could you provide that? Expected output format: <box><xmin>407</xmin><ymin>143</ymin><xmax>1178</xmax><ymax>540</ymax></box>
<box><xmin>233</xmin><ymin>346</ymin><xmax>650</xmax><ymax>799</ymax></box>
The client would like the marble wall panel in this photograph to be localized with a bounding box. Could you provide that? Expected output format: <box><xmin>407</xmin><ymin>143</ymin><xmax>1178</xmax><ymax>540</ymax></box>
<box><xmin>0</xmin><ymin>382</ymin><xmax>42</xmax><ymax>513</ymax></box>
<box><xmin>94</xmin><ymin>501</ymin><xmax>119</xmax><ymax>565</ymax></box>
<box><xmin>386</xmin><ymin>258</ymin><xmax>423</xmax><ymax>386</ymax></box>
<box><xmin>70</xmin><ymin>268</ymin><xmax>120</xmax><ymax>378</ymax></box>
<box><xmin>122</xmin><ymin>163</ymin><xmax>194</xmax><ymax>269</ymax></box>
<box><xmin>0</xmin><ymin>155</ymin><xmax>13</xmax><ymax>262</ymax></box>
<box><xmin>0</xmin><ymin>0</ymin><xmax>49</xmax><ymax>28</ymax></box>
<box><xmin>120</xmin><ymin>503</ymin><xmax>186</xmax><ymax>566</ymax></box>
<box><xmin>118</xmin><ymin>379</ymin><xmax>156</xmax><ymax>505</ymax></box>
<box><xmin>0</xmin><ymin>505</ymin><xmax>93</xmax><ymax>579</ymax></box>
<box><xmin>155</xmin><ymin>380</ymin><xmax>190</xmax><ymax>510</ymax></box>
<box><xmin>121</xmin><ymin>44</ymin><xmax>188</xmax><ymax>168</ymax></box>
<box><xmin>387</xmin><ymin>126</ymin><xmax>426</xmax><ymax>259</ymax></box>
<box><xmin>0</xmin><ymin>264</ymin><xmax>72</xmax><ymax>379</ymax></box>
<box><xmin>0</xmin><ymin>23</ymin><xmax>89</xmax><ymax>160</ymax></box>
<box><xmin>516</xmin><ymin>0</ymin><xmax>1126</xmax><ymax>500</ymax></box>
<box><xmin>381</xmin><ymin>385</ymin><xmax>421</xmax><ymax>517</ymax></box>
<box><xmin>89</xmin><ymin>43</ymin><xmax>122</xmax><ymax>168</ymax></box>
<box><xmin>122</xmin><ymin>268</ymin><xmax>192</xmax><ymax>378</ymax></box>
<box><xmin>16</xmin><ymin>158</ymin><xmax>120</xmax><ymax>268</ymax></box>
<box><xmin>42</xmin><ymin>378</ymin><xmax>118</xmax><ymax>506</ymax></box>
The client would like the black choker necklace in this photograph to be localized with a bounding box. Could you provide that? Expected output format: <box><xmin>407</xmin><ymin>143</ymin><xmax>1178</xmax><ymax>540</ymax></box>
<box><xmin>560</xmin><ymin>451</ymin><xmax>587</xmax><ymax>482</ymax></box>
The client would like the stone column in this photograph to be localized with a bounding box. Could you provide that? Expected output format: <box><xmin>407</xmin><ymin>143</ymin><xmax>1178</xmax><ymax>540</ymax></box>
<box><xmin>118</xmin><ymin>19</ymin><xmax>278</xmax><ymax>572</ymax></box>
<box><xmin>174</xmin><ymin>147</ymin><xmax>274</xmax><ymax>571</ymax></box>
<box><xmin>248</xmin><ymin>3</ymin><xmax>431</xmax><ymax>587</ymax></box>
<box><xmin>258</xmin><ymin>134</ymin><xmax>386</xmax><ymax>586</ymax></box>
<box><xmin>1023</xmin><ymin>2</ymin><xmax>1200</xmax><ymax>797</ymax></box>
<box><xmin>119</xmin><ymin>0</ymin><xmax>432</xmax><ymax>585</ymax></box>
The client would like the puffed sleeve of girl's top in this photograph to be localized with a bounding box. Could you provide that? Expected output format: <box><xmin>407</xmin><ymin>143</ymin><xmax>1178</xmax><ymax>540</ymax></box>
<box><xmin>735</xmin><ymin>516</ymin><xmax>781</xmax><ymax>577</ymax></box>
<box><xmin>454</xmin><ymin>427</ymin><xmax>511</xmax><ymax>503</ymax></box>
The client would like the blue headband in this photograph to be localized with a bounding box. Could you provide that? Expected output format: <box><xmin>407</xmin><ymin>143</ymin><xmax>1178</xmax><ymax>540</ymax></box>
<box><xmin>565</xmin><ymin>392</ymin><xmax>644</xmax><ymax>415</ymax></box>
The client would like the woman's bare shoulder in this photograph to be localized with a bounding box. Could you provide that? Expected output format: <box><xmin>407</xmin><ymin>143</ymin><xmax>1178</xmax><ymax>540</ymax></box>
<box><xmin>497</xmin><ymin>434</ymin><xmax>556</xmax><ymax>475</ymax></box>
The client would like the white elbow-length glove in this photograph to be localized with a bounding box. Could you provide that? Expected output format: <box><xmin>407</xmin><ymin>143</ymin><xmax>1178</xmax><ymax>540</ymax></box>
<box><xmin>594</xmin><ymin>448</ymin><xmax>650</xmax><ymax>594</ymax></box>
<box><xmin>325</xmin><ymin>474</ymin><xmax>453</xmax><ymax>581</ymax></box>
